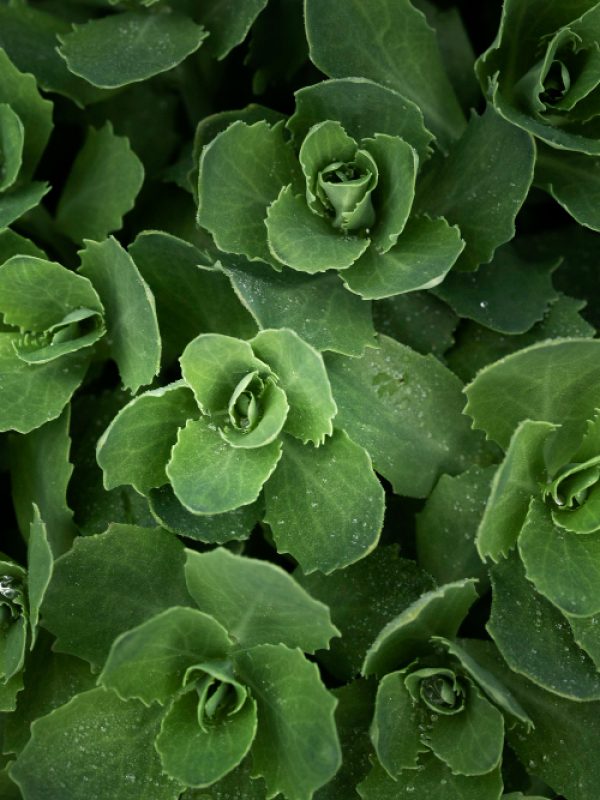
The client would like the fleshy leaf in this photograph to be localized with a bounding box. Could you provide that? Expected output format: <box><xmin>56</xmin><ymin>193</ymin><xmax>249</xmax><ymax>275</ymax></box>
<box><xmin>195</xmin><ymin>0</ymin><xmax>267</xmax><ymax>59</ymax></box>
<box><xmin>79</xmin><ymin>237</ymin><xmax>161</xmax><ymax>393</ymax></box>
<box><xmin>0</xmin><ymin>183</ymin><xmax>50</xmax><ymax>229</ymax></box>
<box><xmin>0</xmin><ymin>104</ymin><xmax>24</xmax><ymax>193</ymax></box>
<box><xmin>251</xmin><ymin>328</ymin><xmax>337</xmax><ymax>445</ymax></box>
<box><xmin>55</xmin><ymin>123</ymin><xmax>144</xmax><ymax>243</ymax></box>
<box><xmin>371</xmin><ymin>670</ymin><xmax>426</xmax><ymax>775</ymax></box>
<box><xmin>41</xmin><ymin>525</ymin><xmax>192</xmax><ymax>668</ymax></box>
<box><xmin>264</xmin><ymin>430</ymin><xmax>384</xmax><ymax>573</ymax></box>
<box><xmin>97</xmin><ymin>383</ymin><xmax>198</xmax><ymax>496</ymax></box>
<box><xmin>26</xmin><ymin>506</ymin><xmax>53</xmax><ymax>642</ymax></box>
<box><xmin>197</xmin><ymin>121</ymin><xmax>301</xmax><ymax>264</ymax></box>
<box><xmin>362</xmin><ymin>580</ymin><xmax>478</xmax><ymax>677</ymax></box>
<box><xmin>100</xmin><ymin>607</ymin><xmax>232</xmax><ymax>705</ymax></box>
<box><xmin>9</xmin><ymin>688</ymin><xmax>183</xmax><ymax>800</ymax></box>
<box><xmin>373</xmin><ymin>291</ymin><xmax>458</xmax><ymax>357</ymax></box>
<box><xmin>536</xmin><ymin>144</ymin><xmax>600</xmax><ymax>231</ymax></box>
<box><xmin>167</xmin><ymin>417</ymin><xmax>282</xmax><ymax>515</ymax></box>
<box><xmin>233</xmin><ymin>644</ymin><xmax>341</xmax><ymax>800</ymax></box>
<box><xmin>326</xmin><ymin>335</ymin><xmax>483</xmax><ymax>497</ymax></box>
<box><xmin>58</xmin><ymin>11</ymin><xmax>208</xmax><ymax>88</ymax></box>
<box><xmin>343</xmin><ymin>215</ymin><xmax>464</xmax><ymax>299</ymax></box>
<box><xmin>487</xmin><ymin>553</ymin><xmax>600</xmax><ymax>701</ymax></box>
<box><xmin>184</xmin><ymin>548</ymin><xmax>338</xmax><ymax>652</ymax></box>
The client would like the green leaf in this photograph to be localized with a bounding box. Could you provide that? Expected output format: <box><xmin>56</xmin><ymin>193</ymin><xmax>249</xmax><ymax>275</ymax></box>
<box><xmin>0</xmin><ymin>333</ymin><xmax>89</xmax><ymax>434</ymax></box>
<box><xmin>487</xmin><ymin>553</ymin><xmax>600</xmax><ymax>701</ymax></box>
<box><xmin>568</xmin><ymin>612</ymin><xmax>600</xmax><ymax>668</ymax></box>
<box><xmin>195</xmin><ymin>0</ymin><xmax>267</xmax><ymax>59</ymax></box>
<box><xmin>58</xmin><ymin>11</ymin><xmax>208</xmax><ymax>88</ymax></box>
<box><xmin>0</xmin><ymin>48</ymin><xmax>52</xmax><ymax>179</ymax></box>
<box><xmin>343</xmin><ymin>215</ymin><xmax>464</xmax><ymax>299</ymax></box>
<box><xmin>9</xmin><ymin>688</ymin><xmax>183</xmax><ymax>800</ymax></box>
<box><xmin>305</xmin><ymin>0</ymin><xmax>465</xmax><ymax>149</ymax></box>
<box><xmin>129</xmin><ymin>232</ymin><xmax>257</xmax><ymax>364</ymax></box>
<box><xmin>476</xmin><ymin>420</ymin><xmax>556</xmax><ymax>562</ymax></box>
<box><xmin>79</xmin><ymin>236</ymin><xmax>161</xmax><ymax>392</ymax></box>
<box><xmin>433</xmin><ymin>244</ymin><xmax>560</xmax><ymax>333</ymax></box>
<box><xmin>9</xmin><ymin>406</ymin><xmax>76</xmax><ymax>557</ymax></box>
<box><xmin>1</xmin><ymin>616</ymin><xmax>27</xmax><ymax>685</ymax></box>
<box><xmin>167</xmin><ymin>417</ymin><xmax>282</xmax><ymax>515</ymax></box>
<box><xmin>180</xmin><ymin>757</ymin><xmax>265</xmax><ymax>799</ymax></box>
<box><xmin>371</xmin><ymin>671</ymin><xmax>426</xmax><ymax>774</ymax></box>
<box><xmin>415</xmin><ymin>106</ymin><xmax>535</xmax><ymax>270</ymax></box>
<box><xmin>264</xmin><ymin>430</ymin><xmax>384</xmax><ymax>573</ymax></box>
<box><xmin>233</xmin><ymin>644</ymin><xmax>341</xmax><ymax>800</ymax></box>
<box><xmin>427</xmin><ymin>682</ymin><xmax>504</xmax><ymax>776</ymax></box>
<box><xmin>251</xmin><ymin>329</ymin><xmax>337</xmax><ymax>445</ymax></box>
<box><xmin>362</xmin><ymin>580</ymin><xmax>478</xmax><ymax>677</ymax></box>
<box><xmin>97</xmin><ymin>382</ymin><xmax>197</xmax><ymax>496</ymax></box>
<box><xmin>0</xmin><ymin>229</ymin><xmax>45</xmax><ymax>263</ymax></box>
<box><xmin>0</xmin><ymin>103</ymin><xmax>24</xmax><ymax>193</ymax></box>
<box><xmin>535</xmin><ymin>144</ymin><xmax>600</xmax><ymax>231</ymax></box>
<box><xmin>156</xmin><ymin>690</ymin><xmax>257</xmax><ymax>788</ymax></box>
<box><xmin>464</xmin><ymin>339</ymin><xmax>600</xmax><ymax>469</ymax></box>
<box><xmin>56</xmin><ymin>123</ymin><xmax>144</xmax><ymax>243</ymax></box>
<box><xmin>296</xmin><ymin>546</ymin><xmax>434</xmax><ymax>681</ymax></box>
<box><xmin>0</xmin><ymin>673</ymin><xmax>24</xmax><ymax>714</ymax></box>
<box><xmin>219</xmin><ymin>255</ymin><xmax>376</xmax><ymax>356</ymax></box>
<box><xmin>149</xmin><ymin>485</ymin><xmax>259</xmax><ymax>544</ymax></box>
<box><xmin>288</xmin><ymin>78</ymin><xmax>433</xmax><ymax>163</ymax></box>
<box><xmin>416</xmin><ymin>466</ymin><xmax>495</xmax><ymax>588</ymax></box>
<box><xmin>100</xmin><ymin>607</ymin><xmax>232</xmax><ymax>705</ymax></box>
<box><xmin>266</xmin><ymin>184</ymin><xmax>370</xmax><ymax>273</ymax></box>
<box><xmin>326</xmin><ymin>335</ymin><xmax>483</xmax><ymax>498</ymax></box>
<box><xmin>184</xmin><ymin>547</ymin><xmax>338</xmax><ymax>652</ymax></box>
<box><xmin>41</xmin><ymin>525</ymin><xmax>192</xmax><ymax>668</ymax></box>
<box><xmin>198</xmin><ymin>121</ymin><xmax>301</xmax><ymax>264</ymax></box>
<box><xmin>358</xmin><ymin>755</ymin><xmax>503</xmax><ymax>800</ymax></box>
<box><xmin>0</xmin><ymin>182</ymin><xmax>49</xmax><ymax>229</ymax></box>
<box><xmin>26</xmin><ymin>506</ymin><xmax>53</xmax><ymax>641</ymax></box>
<box><xmin>373</xmin><ymin>291</ymin><xmax>458</xmax><ymax>358</ymax></box>
<box><xmin>519</xmin><ymin>498</ymin><xmax>600</xmax><ymax>617</ymax></box>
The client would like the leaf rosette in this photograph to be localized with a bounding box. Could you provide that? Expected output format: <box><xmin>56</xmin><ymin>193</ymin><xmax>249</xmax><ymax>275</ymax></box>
<box><xmin>97</xmin><ymin>329</ymin><xmax>384</xmax><ymax>573</ymax></box>
<box><xmin>197</xmin><ymin>78</ymin><xmax>465</xmax><ymax>299</ymax></box>
<box><xmin>359</xmin><ymin>581</ymin><xmax>530</xmax><ymax>797</ymax></box>
<box><xmin>465</xmin><ymin>338</ymin><xmax>600</xmax><ymax>699</ymax></box>
<box><xmin>477</xmin><ymin>1</ymin><xmax>600</xmax><ymax>229</ymax></box>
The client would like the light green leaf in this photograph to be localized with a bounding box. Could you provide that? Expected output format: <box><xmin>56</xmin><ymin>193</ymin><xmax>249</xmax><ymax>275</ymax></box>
<box><xmin>288</xmin><ymin>78</ymin><xmax>433</xmax><ymax>163</ymax></box>
<box><xmin>10</xmin><ymin>406</ymin><xmax>76</xmax><ymax>557</ymax></box>
<box><xmin>198</xmin><ymin>121</ymin><xmax>301</xmax><ymax>264</ymax></box>
<box><xmin>56</xmin><ymin>123</ymin><xmax>144</xmax><ymax>243</ymax></box>
<box><xmin>41</xmin><ymin>525</ymin><xmax>192</xmax><ymax>668</ymax></box>
<box><xmin>416</xmin><ymin>466</ymin><xmax>494</xmax><ymax>588</ymax></box>
<box><xmin>266</xmin><ymin>184</ymin><xmax>370</xmax><ymax>273</ymax></box>
<box><xmin>519</xmin><ymin>498</ymin><xmax>600</xmax><ymax>617</ymax></box>
<box><xmin>343</xmin><ymin>215</ymin><xmax>464</xmax><ymax>299</ymax></box>
<box><xmin>9</xmin><ymin>688</ymin><xmax>183</xmax><ymax>800</ymax></box>
<box><xmin>79</xmin><ymin>236</ymin><xmax>161</xmax><ymax>393</ymax></box>
<box><xmin>477</xmin><ymin>420</ymin><xmax>556</xmax><ymax>562</ymax></box>
<box><xmin>100</xmin><ymin>607</ymin><xmax>232</xmax><ymax>705</ymax></box>
<box><xmin>358</xmin><ymin>755</ymin><xmax>503</xmax><ymax>800</ymax></box>
<box><xmin>487</xmin><ymin>553</ymin><xmax>600</xmax><ymax>701</ymax></box>
<box><xmin>185</xmin><ymin>547</ymin><xmax>338</xmax><ymax>652</ymax></box>
<box><xmin>167</xmin><ymin>417</ymin><xmax>282</xmax><ymax>515</ymax></box>
<box><xmin>0</xmin><ymin>104</ymin><xmax>24</xmax><ymax>192</ymax></box>
<box><xmin>305</xmin><ymin>0</ymin><xmax>465</xmax><ymax>149</ymax></box>
<box><xmin>157</xmin><ymin>690</ymin><xmax>257</xmax><ymax>788</ymax></box>
<box><xmin>0</xmin><ymin>48</ymin><xmax>52</xmax><ymax>179</ymax></box>
<box><xmin>415</xmin><ymin>106</ymin><xmax>535</xmax><ymax>270</ymax></box>
<box><xmin>0</xmin><ymin>229</ymin><xmax>45</xmax><ymax>263</ymax></box>
<box><xmin>97</xmin><ymin>382</ymin><xmax>197</xmax><ymax>496</ymax></box>
<box><xmin>568</xmin><ymin>612</ymin><xmax>600</xmax><ymax>669</ymax></box>
<box><xmin>251</xmin><ymin>328</ymin><xmax>337</xmax><ymax>445</ymax></box>
<box><xmin>326</xmin><ymin>335</ymin><xmax>483</xmax><ymax>497</ymax></box>
<box><xmin>362</xmin><ymin>580</ymin><xmax>478</xmax><ymax>677</ymax></box>
<box><xmin>26</xmin><ymin>506</ymin><xmax>53</xmax><ymax>642</ymax></box>
<box><xmin>0</xmin><ymin>333</ymin><xmax>89</xmax><ymax>434</ymax></box>
<box><xmin>433</xmin><ymin>243</ymin><xmax>560</xmax><ymax>333</ymax></box>
<box><xmin>265</xmin><ymin>430</ymin><xmax>384</xmax><ymax>573</ymax></box>
<box><xmin>297</xmin><ymin>547</ymin><xmax>434</xmax><ymax>681</ymax></box>
<box><xmin>465</xmin><ymin>338</ymin><xmax>600</xmax><ymax>472</ymax></box>
<box><xmin>195</xmin><ymin>0</ymin><xmax>267</xmax><ymax>59</ymax></box>
<box><xmin>371</xmin><ymin>671</ymin><xmax>426</xmax><ymax>774</ymax></box>
<box><xmin>427</xmin><ymin>682</ymin><xmax>504</xmax><ymax>776</ymax></box>
<box><xmin>149</xmin><ymin>485</ymin><xmax>259</xmax><ymax>544</ymax></box>
<box><xmin>0</xmin><ymin>182</ymin><xmax>50</xmax><ymax>230</ymax></box>
<box><xmin>219</xmin><ymin>255</ymin><xmax>376</xmax><ymax>356</ymax></box>
<box><xmin>129</xmin><ymin>232</ymin><xmax>257</xmax><ymax>364</ymax></box>
<box><xmin>58</xmin><ymin>11</ymin><xmax>207</xmax><ymax>88</ymax></box>
<box><xmin>233</xmin><ymin>644</ymin><xmax>341</xmax><ymax>800</ymax></box>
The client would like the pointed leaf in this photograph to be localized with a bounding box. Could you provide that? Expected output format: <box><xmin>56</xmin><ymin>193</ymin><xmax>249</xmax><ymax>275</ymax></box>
<box><xmin>27</xmin><ymin>506</ymin><xmax>53</xmax><ymax>640</ymax></box>
<box><xmin>0</xmin><ymin>182</ymin><xmax>50</xmax><ymax>229</ymax></box>
<box><xmin>184</xmin><ymin>548</ymin><xmax>338</xmax><ymax>652</ymax></box>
